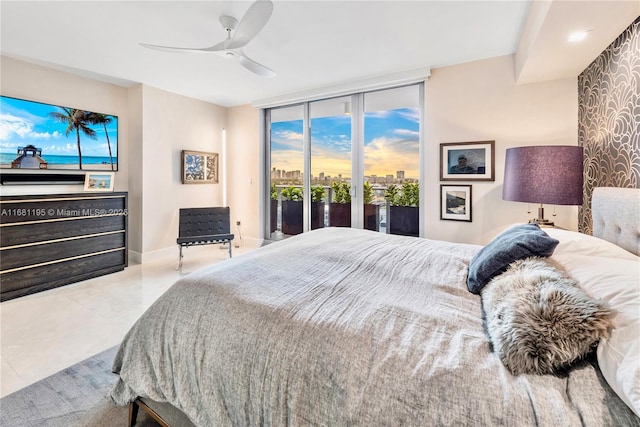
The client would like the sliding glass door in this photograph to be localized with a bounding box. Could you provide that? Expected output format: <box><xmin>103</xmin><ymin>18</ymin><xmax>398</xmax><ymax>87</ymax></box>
<box><xmin>364</xmin><ymin>86</ymin><xmax>421</xmax><ymax>236</ymax></box>
<box><xmin>310</xmin><ymin>96</ymin><xmax>352</xmax><ymax>229</ymax></box>
<box><xmin>268</xmin><ymin>105</ymin><xmax>304</xmax><ymax>238</ymax></box>
<box><xmin>266</xmin><ymin>83</ymin><xmax>423</xmax><ymax>240</ymax></box>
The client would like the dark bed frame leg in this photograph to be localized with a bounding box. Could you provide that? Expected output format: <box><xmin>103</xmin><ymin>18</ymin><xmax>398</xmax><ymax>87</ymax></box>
<box><xmin>129</xmin><ymin>400</ymin><xmax>139</xmax><ymax>426</ymax></box>
<box><xmin>129</xmin><ymin>397</ymin><xmax>172</xmax><ymax>427</ymax></box>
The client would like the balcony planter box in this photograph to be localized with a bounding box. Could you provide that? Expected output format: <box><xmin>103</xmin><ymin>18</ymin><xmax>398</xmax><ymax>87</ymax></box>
<box><xmin>311</xmin><ymin>201</ymin><xmax>325</xmax><ymax>230</ymax></box>
<box><xmin>329</xmin><ymin>203</ymin><xmax>351</xmax><ymax>227</ymax></box>
<box><xmin>328</xmin><ymin>203</ymin><xmax>380</xmax><ymax>230</ymax></box>
<box><xmin>364</xmin><ymin>204</ymin><xmax>380</xmax><ymax>232</ymax></box>
<box><xmin>270</xmin><ymin>199</ymin><xmax>278</xmax><ymax>233</ymax></box>
<box><xmin>282</xmin><ymin>200</ymin><xmax>303</xmax><ymax>235</ymax></box>
<box><xmin>389</xmin><ymin>206</ymin><xmax>419</xmax><ymax>237</ymax></box>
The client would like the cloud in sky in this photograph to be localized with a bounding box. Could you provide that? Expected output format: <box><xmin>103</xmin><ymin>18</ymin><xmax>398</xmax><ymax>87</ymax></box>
<box><xmin>393</xmin><ymin>128</ymin><xmax>419</xmax><ymax>138</ymax></box>
<box><xmin>364</xmin><ymin>136</ymin><xmax>419</xmax><ymax>178</ymax></box>
<box><xmin>270</xmin><ymin>125</ymin><xmax>304</xmax><ymax>173</ymax></box>
<box><xmin>0</xmin><ymin>113</ymin><xmax>61</xmax><ymax>141</ymax></box>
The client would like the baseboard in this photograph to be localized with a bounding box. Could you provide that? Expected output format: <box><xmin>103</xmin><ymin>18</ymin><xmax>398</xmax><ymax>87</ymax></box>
<box><xmin>128</xmin><ymin>237</ymin><xmax>263</xmax><ymax>265</ymax></box>
<box><xmin>234</xmin><ymin>237</ymin><xmax>264</xmax><ymax>249</ymax></box>
<box><xmin>128</xmin><ymin>250</ymin><xmax>142</xmax><ymax>264</ymax></box>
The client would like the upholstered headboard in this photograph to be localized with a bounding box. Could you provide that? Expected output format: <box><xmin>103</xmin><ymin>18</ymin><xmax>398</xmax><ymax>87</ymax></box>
<box><xmin>592</xmin><ymin>187</ymin><xmax>640</xmax><ymax>256</ymax></box>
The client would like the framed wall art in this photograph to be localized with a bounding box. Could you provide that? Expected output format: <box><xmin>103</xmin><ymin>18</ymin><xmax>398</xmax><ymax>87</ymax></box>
<box><xmin>181</xmin><ymin>150</ymin><xmax>219</xmax><ymax>184</ymax></box>
<box><xmin>440</xmin><ymin>141</ymin><xmax>494</xmax><ymax>181</ymax></box>
<box><xmin>441</xmin><ymin>185</ymin><xmax>472</xmax><ymax>222</ymax></box>
<box><xmin>84</xmin><ymin>172</ymin><xmax>114</xmax><ymax>192</ymax></box>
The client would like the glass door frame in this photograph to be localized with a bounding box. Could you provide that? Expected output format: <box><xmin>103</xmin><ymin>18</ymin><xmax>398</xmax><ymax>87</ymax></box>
<box><xmin>264</xmin><ymin>82</ymin><xmax>425</xmax><ymax>240</ymax></box>
<box><xmin>350</xmin><ymin>93</ymin><xmax>364</xmax><ymax>229</ymax></box>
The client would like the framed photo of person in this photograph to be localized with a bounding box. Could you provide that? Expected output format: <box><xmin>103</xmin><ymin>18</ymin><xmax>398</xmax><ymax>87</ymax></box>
<box><xmin>440</xmin><ymin>141</ymin><xmax>495</xmax><ymax>181</ymax></box>
<box><xmin>440</xmin><ymin>185</ymin><xmax>472</xmax><ymax>222</ymax></box>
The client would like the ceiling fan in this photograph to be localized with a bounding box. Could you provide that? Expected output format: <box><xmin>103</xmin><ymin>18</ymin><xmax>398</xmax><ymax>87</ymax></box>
<box><xmin>140</xmin><ymin>0</ymin><xmax>275</xmax><ymax>78</ymax></box>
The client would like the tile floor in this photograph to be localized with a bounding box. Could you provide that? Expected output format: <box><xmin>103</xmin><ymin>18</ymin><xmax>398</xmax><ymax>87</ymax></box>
<box><xmin>0</xmin><ymin>243</ymin><xmax>256</xmax><ymax>398</ymax></box>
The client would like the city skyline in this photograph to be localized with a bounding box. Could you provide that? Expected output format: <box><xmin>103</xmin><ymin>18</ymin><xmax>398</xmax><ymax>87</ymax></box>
<box><xmin>271</xmin><ymin>167</ymin><xmax>414</xmax><ymax>186</ymax></box>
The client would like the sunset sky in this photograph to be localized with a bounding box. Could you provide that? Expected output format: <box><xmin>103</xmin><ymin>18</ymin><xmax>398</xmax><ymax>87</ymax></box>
<box><xmin>271</xmin><ymin>107</ymin><xmax>419</xmax><ymax>180</ymax></box>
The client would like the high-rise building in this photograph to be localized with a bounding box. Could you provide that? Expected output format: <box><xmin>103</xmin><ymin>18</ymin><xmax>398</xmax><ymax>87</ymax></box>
<box><xmin>396</xmin><ymin>170</ymin><xmax>405</xmax><ymax>180</ymax></box>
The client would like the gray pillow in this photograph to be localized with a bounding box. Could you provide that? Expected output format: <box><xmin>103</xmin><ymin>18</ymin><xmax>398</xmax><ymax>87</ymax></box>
<box><xmin>467</xmin><ymin>223</ymin><xmax>559</xmax><ymax>294</ymax></box>
<box><xmin>481</xmin><ymin>257</ymin><xmax>614</xmax><ymax>375</ymax></box>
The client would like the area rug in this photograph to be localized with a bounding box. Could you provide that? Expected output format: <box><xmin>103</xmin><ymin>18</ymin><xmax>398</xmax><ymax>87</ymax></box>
<box><xmin>0</xmin><ymin>346</ymin><xmax>158</xmax><ymax>427</ymax></box>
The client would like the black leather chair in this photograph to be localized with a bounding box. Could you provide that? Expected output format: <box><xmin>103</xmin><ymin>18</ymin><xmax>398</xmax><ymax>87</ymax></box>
<box><xmin>176</xmin><ymin>207</ymin><xmax>234</xmax><ymax>270</ymax></box>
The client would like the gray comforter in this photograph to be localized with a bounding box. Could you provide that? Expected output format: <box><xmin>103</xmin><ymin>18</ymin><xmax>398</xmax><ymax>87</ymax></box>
<box><xmin>111</xmin><ymin>228</ymin><xmax>639</xmax><ymax>426</ymax></box>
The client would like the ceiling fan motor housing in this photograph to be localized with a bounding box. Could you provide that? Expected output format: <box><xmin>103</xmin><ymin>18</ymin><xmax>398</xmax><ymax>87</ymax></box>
<box><xmin>219</xmin><ymin>16</ymin><xmax>238</xmax><ymax>32</ymax></box>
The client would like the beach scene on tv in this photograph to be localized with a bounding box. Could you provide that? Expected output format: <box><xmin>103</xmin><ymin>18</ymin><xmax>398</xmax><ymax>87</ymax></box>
<box><xmin>0</xmin><ymin>96</ymin><xmax>118</xmax><ymax>171</ymax></box>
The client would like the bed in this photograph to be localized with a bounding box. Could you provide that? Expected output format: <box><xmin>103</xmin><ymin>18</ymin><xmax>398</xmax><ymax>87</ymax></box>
<box><xmin>111</xmin><ymin>187</ymin><xmax>640</xmax><ymax>426</ymax></box>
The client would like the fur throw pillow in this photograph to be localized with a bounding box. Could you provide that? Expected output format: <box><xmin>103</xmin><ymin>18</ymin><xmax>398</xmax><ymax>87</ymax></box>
<box><xmin>481</xmin><ymin>257</ymin><xmax>615</xmax><ymax>375</ymax></box>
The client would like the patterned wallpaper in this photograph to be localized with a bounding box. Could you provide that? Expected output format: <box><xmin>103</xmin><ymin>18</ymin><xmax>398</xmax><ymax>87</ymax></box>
<box><xmin>578</xmin><ymin>16</ymin><xmax>640</xmax><ymax>234</ymax></box>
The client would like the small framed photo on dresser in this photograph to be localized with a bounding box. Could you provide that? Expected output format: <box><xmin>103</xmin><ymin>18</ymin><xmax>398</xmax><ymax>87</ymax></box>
<box><xmin>441</xmin><ymin>185</ymin><xmax>472</xmax><ymax>222</ymax></box>
<box><xmin>84</xmin><ymin>172</ymin><xmax>114</xmax><ymax>192</ymax></box>
<box><xmin>440</xmin><ymin>141</ymin><xmax>495</xmax><ymax>181</ymax></box>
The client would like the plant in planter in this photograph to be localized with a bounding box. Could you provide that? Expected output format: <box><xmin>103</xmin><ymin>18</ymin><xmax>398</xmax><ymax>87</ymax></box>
<box><xmin>329</xmin><ymin>181</ymin><xmax>351</xmax><ymax>227</ymax></box>
<box><xmin>281</xmin><ymin>185</ymin><xmax>303</xmax><ymax>235</ymax></box>
<box><xmin>363</xmin><ymin>181</ymin><xmax>380</xmax><ymax>232</ymax></box>
<box><xmin>311</xmin><ymin>185</ymin><xmax>326</xmax><ymax>230</ymax></box>
<box><xmin>270</xmin><ymin>183</ymin><xmax>279</xmax><ymax>233</ymax></box>
<box><xmin>385</xmin><ymin>182</ymin><xmax>419</xmax><ymax>237</ymax></box>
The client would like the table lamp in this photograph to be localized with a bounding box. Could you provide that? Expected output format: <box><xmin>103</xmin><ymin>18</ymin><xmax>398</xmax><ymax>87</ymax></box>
<box><xmin>503</xmin><ymin>146</ymin><xmax>583</xmax><ymax>226</ymax></box>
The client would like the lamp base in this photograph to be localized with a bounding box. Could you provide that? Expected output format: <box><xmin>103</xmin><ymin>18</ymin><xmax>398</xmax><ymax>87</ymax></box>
<box><xmin>528</xmin><ymin>206</ymin><xmax>554</xmax><ymax>227</ymax></box>
<box><xmin>528</xmin><ymin>218</ymin><xmax>554</xmax><ymax>227</ymax></box>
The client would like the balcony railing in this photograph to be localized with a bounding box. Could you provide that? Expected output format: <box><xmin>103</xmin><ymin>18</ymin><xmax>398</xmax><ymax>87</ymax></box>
<box><xmin>269</xmin><ymin>184</ymin><xmax>418</xmax><ymax>237</ymax></box>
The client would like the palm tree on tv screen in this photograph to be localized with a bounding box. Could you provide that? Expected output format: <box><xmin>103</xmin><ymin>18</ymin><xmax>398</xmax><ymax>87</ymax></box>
<box><xmin>48</xmin><ymin>108</ymin><xmax>96</xmax><ymax>169</ymax></box>
<box><xmin>88</xmin><ymin>113</ymin><xmax>115</xmax><ymax>170</ymax></box>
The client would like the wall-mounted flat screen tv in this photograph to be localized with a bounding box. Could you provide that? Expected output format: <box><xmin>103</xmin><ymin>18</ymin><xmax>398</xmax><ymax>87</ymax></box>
<box><xmin>0</xmin><ymin>95</ymin><xmax>118</xmax><ymax>171</ymax></box>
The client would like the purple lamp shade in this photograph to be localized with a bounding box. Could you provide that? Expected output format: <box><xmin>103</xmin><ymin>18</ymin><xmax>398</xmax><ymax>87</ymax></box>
<box><xmin>503</xmin><ymin>146</ymin><xmax>583</xmax><ymax>205</ymax></box>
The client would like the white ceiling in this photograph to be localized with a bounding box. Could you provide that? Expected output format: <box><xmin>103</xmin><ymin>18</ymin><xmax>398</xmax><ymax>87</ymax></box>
<box><xmin>1</xmin><ymin>1</ymin><xmax>638</xmax><ymax>108</ymax></box>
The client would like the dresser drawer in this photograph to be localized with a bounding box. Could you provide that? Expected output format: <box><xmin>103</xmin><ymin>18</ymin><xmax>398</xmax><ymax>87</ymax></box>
<box><xmin>0</xmin><ymin>250</ymin><xmax>126</xmax><ymax>300</ymax></box>
<box><xmin>1</xmin><ymin>231</ymin><xmax>125</xmax><ymax>271</ymax></box>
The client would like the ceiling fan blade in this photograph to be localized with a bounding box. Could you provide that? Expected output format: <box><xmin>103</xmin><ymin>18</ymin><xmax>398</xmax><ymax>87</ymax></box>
<box><xmin>237</xmin><ymin>50</ymin><xmax>276</xmax><ymax>78</ymax></box>
<box><xmin>140</xmin><ymin>41</ymin><xmax>225</xmax><ymax>54</ymax></box>
<box><xmin>226</xmin><ymin>0</ymin><xmax>273</xmax><ymax>50</ymax></box>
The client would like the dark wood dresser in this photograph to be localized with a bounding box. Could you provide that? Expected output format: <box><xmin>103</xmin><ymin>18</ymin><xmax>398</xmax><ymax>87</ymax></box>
<box><xmin>0</xmin><ymin>192</ymin><xmax>128</xmax><ymax>301</ymax></box>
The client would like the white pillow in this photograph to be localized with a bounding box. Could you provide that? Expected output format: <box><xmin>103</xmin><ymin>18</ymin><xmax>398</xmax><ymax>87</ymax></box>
<box><xmin>553</xmin><ymin>252</ymin><xmax>640</xmax><ymax>417</ymax></box>
<box><xmin>544</xmin><ymin>228</ymin><xmax>638</xmax><ymax>260</ymax></box>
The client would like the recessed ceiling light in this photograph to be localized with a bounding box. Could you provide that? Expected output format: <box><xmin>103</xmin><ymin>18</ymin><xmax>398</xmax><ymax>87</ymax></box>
<box><xmin>568</xmin><ymin>31</ymin><xmax>591</xmax><ymax>43</ymax></box>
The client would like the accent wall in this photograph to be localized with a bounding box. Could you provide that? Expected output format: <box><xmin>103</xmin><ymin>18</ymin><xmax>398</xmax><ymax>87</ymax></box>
<box><xmin>578</xmin><ymin>16</ymin><xmax>640</xmax><ymax>234</ymax></box>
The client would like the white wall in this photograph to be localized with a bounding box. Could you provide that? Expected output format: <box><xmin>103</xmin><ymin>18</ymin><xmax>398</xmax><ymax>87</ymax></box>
<box><xmin>227</xmin><ymin>105</ymin><xmax>262</xmax><ymax>247</ymax></box>
<box><xmin>424</xmin><ymin>55</ymin><xmax>579</xmax><ymax>245</ymax></box>
<box><xmin>127</xmin><ymin>84</ymin><xmax>143</xmax><ymax>255</ymax></box>
<box><xmin>136</xmin><ymin>85</ymin><xmax>227</xmax><ymax>261</ymax></box>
